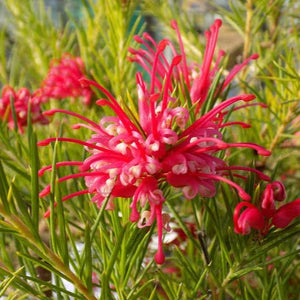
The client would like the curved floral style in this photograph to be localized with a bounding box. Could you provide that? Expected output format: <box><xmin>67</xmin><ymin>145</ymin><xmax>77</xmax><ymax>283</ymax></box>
<box><xmin>38</xmin><ymin>19</ymin><xmax>271</xmax><ymax>264</ymax></box>
<box><xmin>0</xmin><ymin>85</ymin><xmax>49</xmax><ymax>133</ymax></box>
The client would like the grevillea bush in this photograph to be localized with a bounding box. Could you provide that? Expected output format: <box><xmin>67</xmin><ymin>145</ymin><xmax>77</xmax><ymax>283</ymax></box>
<box><xmin>0</xmin><ymin>0</ymin><xmax>299</xmax><ymax>299</ymax></box>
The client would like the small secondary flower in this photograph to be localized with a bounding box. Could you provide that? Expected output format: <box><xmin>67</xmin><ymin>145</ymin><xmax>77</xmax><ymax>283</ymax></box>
<box><xmin>41</xmin><ymin>53</ymin><xmax>93</xmax><ymax>105</ymax></box>
<box><xmin>0</xmin><ymin>85</ymin><xmax>48</xmax><ymax>133</ymax></box>
<box><xmin>234</xmin><ymin>181</ymin><xmax>300</xmax><ymax>235</ymax></box>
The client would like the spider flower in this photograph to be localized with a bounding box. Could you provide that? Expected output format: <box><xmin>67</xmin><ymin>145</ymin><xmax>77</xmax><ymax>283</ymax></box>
<box><xmin>129</xmin><ymin>19</ymin><xmax>259</xmax><ymax>115</ymax></box>
<box><xmin>38</xmin><ymin>20</ymin><xmax>271</xmax><ymax>264</ymax></box>
<box><xmin>0</xmin><ymin>85</ymin><xmax>48</xmax><ymax>133</ymax></box>
<box><xmin>41</xmin><ymin>54</ymin><xmax>93</xmax><ymax>105</ymax></box>
<box><xmin>234</xmin><ymin>181</ymin><xmax>300</xmax><ymax>235</ymax></box>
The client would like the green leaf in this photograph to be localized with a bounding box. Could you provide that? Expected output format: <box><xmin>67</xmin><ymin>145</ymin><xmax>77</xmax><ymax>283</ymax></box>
<box><xmin>29</xmin><ymin>131</ymin><xmax>40</xmax><ymax>230</ymax></box>
<box><xmin>83</xmin><ymin>222</ymin><xmax>93</xmax><ymax>293</ymax></box>
<box><xmin>0</xmin><ymin>266</ymin><xmax>44</xmax><ymax>298</ymax></box>
<box><xmin>0</xmin><ymin>159</ymin><xmax>10</xmax><ymax>213</ymax></box>
<box><xmin>0</xmin><ymin>266</ymin><xmax>25</xmax><ymax>297</ymax></box>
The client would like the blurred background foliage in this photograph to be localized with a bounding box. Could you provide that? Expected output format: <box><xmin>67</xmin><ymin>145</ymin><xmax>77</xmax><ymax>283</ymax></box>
<box><xmin>0</xmin><ymin>0</ymin><xmax>299</xmax><ymax>299</ymax></box>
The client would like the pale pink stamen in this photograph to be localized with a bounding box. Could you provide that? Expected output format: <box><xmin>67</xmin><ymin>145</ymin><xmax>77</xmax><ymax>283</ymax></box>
<box><xmin>227</xmin><ymin>142</ymin><xmax>271</xmax><ymax>156</ymax></box>
<box><xmin>38</xmin><ymin>137</ymin><xmax>115</xmax><ymax>154</ymax></box>
<box><xmin>71</xmin><ymin>123</ymin><xmax>104</xmax><ymax>133</ymax></box>
<box><xmin>39</xmin><ymin>171</ymin><xmax>106</xmax><ymax>198</ymax></box>
<box><xmin>171</xmin><ymin>20</ymin><xmax>190</xmax><ymax>89</ymax></box>
<box><xmin>38</xmin><ymin>161</ymin><xmax>83</xmax><ymax>177</ymax></box>
<box><xmin>150</xmin><ymin>39</ymin><xmax>168</xmax><ymax>94</ymax></box>
<box><xmin>198</xmin><ymin>173</ymin><xmax>251</xmax><ymax>201</ymax></box>
<box><xmin>171</xmin><ymin>137</ymin><xmax>228</xmax><ymax>155</ymax></box>
<box><xmin>217</xmin><ymin>166</ymin><xmax>271</xmax><ymax>181</ymax></box>
<box><xmin>222</xmin><ymin>102</ymin><xmax>268</xmax><ymax>115</ymax></box>
<box><xmin>143</xmin><ymin>33</ymin><xmax>172</xmax><ymax>72</ymax></box>
<box><xmin>161</xmin><ymin>55</ymin><xmax>182</xmax><ymax>112</ymax></box>
<box><xmin>43</xmin><ymin>109</ymin><xmax>102</xmax><ymax>131</ymax></box>
<box><xmin>128</xmin><ymin>52</ymin><xmax>163</xmax><ymax>89</ymax></box>
<box><xmin>132</xmin><ymin>36</ymin><xmax>170</xmax><ymax>74</ymax></box>
<box><xmin>221</xmin><ymin>54</ymin><xmax>259</xmax><ymax>93</ymax></box>
<box><xmin>203</xmin><ymin>19</ymin><xmax>222</xmax><ymax>77</ymax></box>
<box><xmin>81</xmin><ymin>79</ymin><xmax>139</xmax><ymax>134</ymax></box>
<box><xmin>211</xmin><ymin>50</ymin><xmax>226</xmax><ymax>78</ymax></box>
<box><xmin>129</xmin><ymin>181</ymin><xmax>146</xmax><ymax>222</ymax></box>
<box><xmin>221</xmin><ymin>172</ymin><xmax>248</xmax><ymax>181</ymax></box>
<box><xmin>181</xmin><ymin>94</ymin><xmax>255</xmax><ymax>138</ymax></box>
<box><xmin>219</xmin><ymin>121</ymin><xmax>251</xmax><ymax>128</ymax></box>
<box><xmin>154</xmin><ymin>204</ymin><xmax>165</xmax><ymax>264</ymax></box>
<box><xmin>39</xmin><ymin>185</ymin><xmax>51</xmax><ymax>197</ymax></box>
<box><xmin>43</xmin><ymin>190</ymin><xmax>90</xmax><ymax>218</ymax></box>
<box><xmin>143</xmin><ymin>32</ymin><xmax>158</xmax><ymax>46</ymax></box>
<box><xmin>149</xmin><ymin>94</ymin><xmax>160</xmax><ymax>140</ymax></box>
<box><xmin>134</xmin><ymin>34</ymin><xmax>156</xmax><ymax>56</ymax></box>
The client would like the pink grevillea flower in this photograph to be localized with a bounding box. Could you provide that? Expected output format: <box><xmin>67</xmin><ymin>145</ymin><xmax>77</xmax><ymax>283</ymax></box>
<box><xmin>38</xmin><ymin>20</ymin><xmax>271</xmax><ymax>264</ymax></box>
<box><xmin>234</xmin><ymin>181</ymin><xmax>300</xmax><ymax>235</ymax></box>
<box><xmin>0</xmin><ymin>85</ymin><xmax>49</xmax><ymax>133</ymax></box>
<box><xmin>41</xmin><ymin>53</ymin><xmax>93</xmax><ymax>105</ymax></box>
<box><xmin>129</xmin><ymin>19</ymin><xmax>259</xmax><ymax>115</ymax></box>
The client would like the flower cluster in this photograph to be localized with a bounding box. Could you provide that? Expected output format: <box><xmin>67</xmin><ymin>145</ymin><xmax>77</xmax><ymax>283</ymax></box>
<box><xmin>0</xmin><ymin>86</ymin><xmax>48</xmax><ymax>133</ymax></box>
<box><xmin>234</xmin><ymin>181</ymin><xmax>300</xmax><ymax>235</ymax></box>
<box><xmin>41</xmin><ymin>54</ymin><xmax>93</xmax><ymax>105</ymax></box>
<box><xmin>0</xmin><ymin>54</ymin><xmax>93</xmax><ymax>133</ymax></box>
<box><xmin>38</xmin><ymin>19</ymin><xmax>271</xmax><ymax>264</ymax></box>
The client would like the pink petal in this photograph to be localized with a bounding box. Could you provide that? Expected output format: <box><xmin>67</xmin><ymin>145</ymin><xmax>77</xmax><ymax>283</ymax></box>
<box><xmin>234</xmin><ymin>202</ymin><xmax>265</xmax><ymax>235</ymax></box>
<box><xmin>272</xmin><ymin>198</ymin><xmax>300</xmax><ymax>228</ymax></box>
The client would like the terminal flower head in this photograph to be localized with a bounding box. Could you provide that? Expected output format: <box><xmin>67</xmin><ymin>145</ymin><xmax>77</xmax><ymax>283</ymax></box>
<box><xmin>41</xmin><ymin>53</ymin><xmax>93</xmax><ymax>104</ymax></box>
<box><xmin>0</xmin><ymin>85</ymin><xmax>48</xmax><ymax>133</ymax></box>
<box><xmin>38</xmin><ymin>20</ymin><xmax>271</xmax><ymax>264</ymax></box>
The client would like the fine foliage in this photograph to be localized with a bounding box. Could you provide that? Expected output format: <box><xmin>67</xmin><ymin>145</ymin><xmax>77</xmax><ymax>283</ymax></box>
<box><xmin>0</xmin><ymin>1</ymin><xmax>299</xmax><ymax>299</ymax></box>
